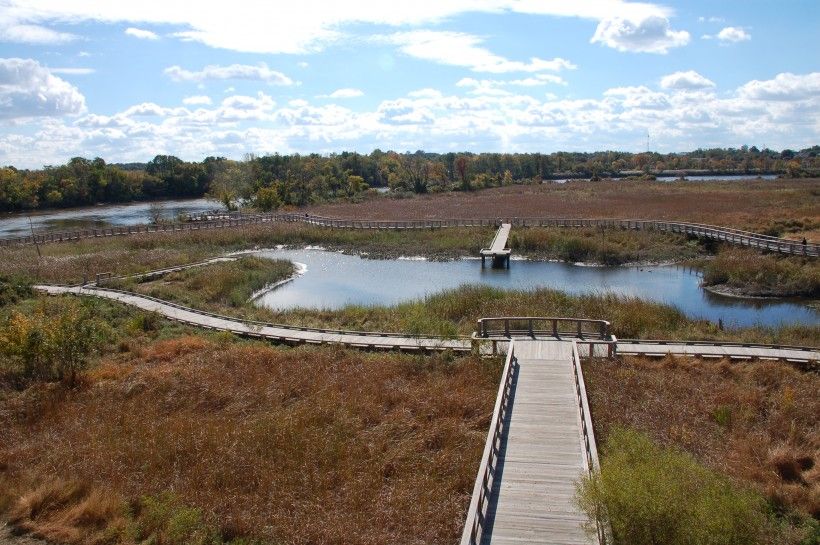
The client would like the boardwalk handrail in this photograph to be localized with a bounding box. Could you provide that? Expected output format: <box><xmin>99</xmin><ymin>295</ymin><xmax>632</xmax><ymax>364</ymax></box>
<box><xmin>571</xmin><ymin>341</ymin><xmax>610</xmax><ymax>544</ymax></box>
<box><xmin>618</xmin><ymin>338</ymin><xmax>819</xmax><ymax>352</ymax></box>
<box><xmin>477</xmin><ymin>317</ymin><xmax>611</xmax><ymax>339</ymax></box>
<box><xmin>460</xmin><ymin>340</ymin><xmax>518</xmax><ymax>545</ymax></box>
<box><xmin>2</xmin><ymin>212</ymin><xmax>817</xmax><ymax>256</ymax></box>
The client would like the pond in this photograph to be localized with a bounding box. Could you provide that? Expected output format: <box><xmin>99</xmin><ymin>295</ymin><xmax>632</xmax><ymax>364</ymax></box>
<box><xmin>252</xmin><ymin>249</ymin><xmax>819</xmax><ymax>329</ymax></box>
<box><xmin>0</xmin><ymin>198</ymin><xmax>217</xmax><ymax>238</ymax></box>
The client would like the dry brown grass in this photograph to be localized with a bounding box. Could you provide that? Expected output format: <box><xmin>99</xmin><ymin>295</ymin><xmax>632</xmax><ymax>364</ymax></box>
<box><xmin>584</xmin><ymin>356</ymin><xmax>820</xmax><ymax>518</ymax></box>
<box><xmin>0</xmin><ymin>337</ymin><xmax>499</xmax><ymax>545</ymax></box>
<box><xmin>307</xmin><ymin>178</ymin><xmax>820</xmax><ymax>239</ymax></box>
<box><xmin>6</xmin><ymin>479</ymin><xmax>125</xmax><ymax>545</ymax></box>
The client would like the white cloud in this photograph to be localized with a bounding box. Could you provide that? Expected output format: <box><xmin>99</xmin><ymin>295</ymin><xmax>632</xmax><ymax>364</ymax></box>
<box><xmin>660</xmin><ymin>70</ymin><xmax>715</xmax><ymax>90</ymax></box>
<box><xmin>407</xmin><ymin>88</ymin><xmax>442</xmax><ymax>99</ymax></box>
<box><xmin>49</xmin><ymin>67</ymin><xmax>96</xmax><ymax>75</ymax></box>
<box><xmin>182</xmin><ymin>95</ymin><xmax>212</xmax><ymax>105</ymax></box>
<box><xmin>591</xmin><ymin>16</ymin><xmax>690</xmax><ymax>53</ymax></box>
<box><xmin>386</xmin><ymin>31</ymin><xmax>576</xmax><ymax>73</ymax></box>
<box><xmin>698</xmin><ymin>16</ymin><xmax>725</xmax><ymax>23</ymax></box>
<box><xmin>0</xmin><ymin>0</ymin><xmax>680</xmax><ymax>54</ymax></box>
<box><xmin>3</xmin><ymin>68</ymin><xmax>820</xmax><ymax>169</ymax></box>
<box><xmin>738</xmin><ymin>72</ymin><xmax>820</xmax><ymax>101</ymax></box>
<box><xmin>125</xmin><ymin>27</ymin><xmax>159</xmax><ymax>40</ymax></box>
<box><xmin>457</xmin><ymin>73</ymin><xmax>566</xmax><ymax>95</ymax></box>
<box><xmin>164</xmin><ymin>63</ymin><xmax>294</xmax><ymax>85</ymax></box>
<box><xmin>0</xmin><ymin>58</ymin><xmax>86</xmax><ymax>119</ymax></box>
<box><xmin>0</xmin><ymin>23</ymin><xmax>77</xmax><ymax>44</ymax></box>
<box><xmin>320</xmin><ymin>88</ymin><xmax>364</xmax><ymax>99</ymax></box>
<box><xmin>716</xmin><ymin>26</ymin><xmax>751</xmax><ymax>43</ymax></box>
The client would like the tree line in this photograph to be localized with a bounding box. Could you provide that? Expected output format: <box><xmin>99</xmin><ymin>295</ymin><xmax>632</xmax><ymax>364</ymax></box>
<box><xmin>1</xmin><ymin>146</ymin><xmax>818</xmax><ymax>212</ymax></box>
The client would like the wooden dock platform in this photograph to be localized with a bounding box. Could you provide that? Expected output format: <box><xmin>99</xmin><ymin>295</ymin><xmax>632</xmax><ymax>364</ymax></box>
<box><xmin>481</xmin><ymin>223</ymin><xmax>512</xmax><ymax>267</ymax></box>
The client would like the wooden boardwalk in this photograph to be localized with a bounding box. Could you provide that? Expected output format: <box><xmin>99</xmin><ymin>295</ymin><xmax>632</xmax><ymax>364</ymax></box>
<box><xmin>615</xmin><ymin>340</ymin><xmax>819</xmax><ymax>363</ymax></box>
<box><xmin>481</xmin><ymin>223</ymin><xmax>512</xmax><ymax>267</ymax></box>
<box><xmin>35</xmin><ymin>285</ymin><xmax>472</xmax><ymax>352</ymax></box>
<box><xmin>4</xmin><ymin>212</ymin><xmax>817</xmax><ymax>256</ymax></box>
<box><xmin>34</xmin><ymin>285</ymin><xmax>820</xmax><ymax>362</ymax></box>
<box><xmin>461</xmin><ymin>340</ymin><xmax>602</xmax><ymax>545</ymax></box>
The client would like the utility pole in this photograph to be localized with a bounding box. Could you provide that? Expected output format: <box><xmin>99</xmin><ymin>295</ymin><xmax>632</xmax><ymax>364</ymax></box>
<box><xmin>28</xmin><ymin>214</ymin><xmax>41</xmax><ymax>258</ymax></box>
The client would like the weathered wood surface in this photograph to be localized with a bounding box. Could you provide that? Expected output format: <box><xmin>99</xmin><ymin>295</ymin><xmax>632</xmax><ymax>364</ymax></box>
<box><xmin>4</xmin><ymin>213</ymin><xmax>817</xmax><ymax>256</ymax></box>
<box><xmin>616</xmin><ymin>341</ymin><xmax>819</xmax><ymax>363</ymax></box>
<box><xmin>35</xmin><ymin>285</ymin><xmax>472</xmax><ymax>352</ymax></box>
<box><xmin>471</xmin><ymin>340</ymin><xmax>597</xmax><ymax>545</ymax></box>
<box><xmin>481</xmin><ymin>223</ymin><xmax>512</xmax><ymax>256</ymax></box>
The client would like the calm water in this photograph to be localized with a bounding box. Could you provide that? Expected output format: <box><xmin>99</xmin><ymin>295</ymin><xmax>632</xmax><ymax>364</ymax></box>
<box><xmin>0</xmin><ymin>198</ymin><xmax>216</xmax><ymax>237</ymax></box>
<box><xmin>253</xmin><ymin>249</ymin><xmax>819</xmax><ymax>328</ymax></box>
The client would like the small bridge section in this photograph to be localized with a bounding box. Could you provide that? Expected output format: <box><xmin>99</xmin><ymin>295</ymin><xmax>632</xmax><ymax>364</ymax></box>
<box><xmin>481</xmin><ymin>223</ymin><xmax>512</xmax><ymax>268</ymax></box>
<box><xmin>461</xmin><ymin>339</ymin><xmax>603</xmax><ymax>545</ymax></box>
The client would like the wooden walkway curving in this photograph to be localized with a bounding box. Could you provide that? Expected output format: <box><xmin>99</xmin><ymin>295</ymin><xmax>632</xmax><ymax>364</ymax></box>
<box><xmin>35</xmin><ymin>285</ymin><xmax>472</xmax><ymax>353</ymax></box>
<box><xmin>461</xmin><ymin>340</ymin><xmax>603</xmax><ymax>545</ymax></box>
<box><xmin>34</xmin><ymin>285</ymin><xmax>820</xmax><ymax>362</ymax></box>
<box><xmin>4</xmin><ymin>212</ymin><xmax>817</xmax><ymax>256</ymax></box>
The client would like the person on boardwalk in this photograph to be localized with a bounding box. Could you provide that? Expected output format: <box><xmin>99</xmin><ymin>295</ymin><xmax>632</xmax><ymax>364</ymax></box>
<box><xmin>803</xmin><ymin>237</ymin><xmax>808</xmax><ymax>255</ymax></box>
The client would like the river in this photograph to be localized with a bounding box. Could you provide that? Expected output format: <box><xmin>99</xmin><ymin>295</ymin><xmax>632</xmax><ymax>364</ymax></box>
<box><xmin>0</xmin><ymin>198</ymin><xmax>216</xmax><ymax>238</ymax></box>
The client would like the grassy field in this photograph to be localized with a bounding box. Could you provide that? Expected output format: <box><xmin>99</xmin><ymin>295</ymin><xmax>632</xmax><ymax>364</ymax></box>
<box><xmin>0</xmin><ymin>295</ymin><xmax>500</xmax><ymax>545</ymax></box>
<box><xmin>307</xmin><ymin>178</ymin><xmax>820</xmax><ymax>240</ymax></box>
<box><xmin>1</xmin><ymin>287</ymin><xmax>817</xmax><ymax>544</ymax></box>
<box><xmin>113</xmin><ymin>256</ymin><xmax>295</xmax><ymax>309</ymax></box>
<box><xmin>698</xmin><ymin>249</ymin><xmax>819</xmax><ymax>299</ymax></box>
<box><xmin>584</xmin><ymin>355</ymin><xmax>819</xmax><ymax>543</ymax></box>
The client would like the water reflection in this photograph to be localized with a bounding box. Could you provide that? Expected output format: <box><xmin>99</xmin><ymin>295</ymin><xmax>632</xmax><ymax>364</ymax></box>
<box><xmin>0</xmin><ymin>198</ymin><xmax>216</xmax><ymax>237</ymax></box>
<box><xmin>253</xmin><ymin>249</ymin><xmax>819</xmax><ymax>328</ymax></box>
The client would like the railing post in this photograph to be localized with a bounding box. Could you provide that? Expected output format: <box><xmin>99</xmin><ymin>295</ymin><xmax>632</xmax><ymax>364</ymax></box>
<box><xmin>528</xmin><ymin>318</ymin><xmax>533</xmax><ymax>338</ymax></box>
<box><xmin>504</xmin><ymin>319</ymin><xmax>510</xmax><ymax>338</ymax></box>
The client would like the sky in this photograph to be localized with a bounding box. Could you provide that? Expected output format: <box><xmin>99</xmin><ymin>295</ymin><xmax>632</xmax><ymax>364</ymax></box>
<box><xmin>0</xmin><ymin>0</ymin><xmax>818</xmax><ymax>168</ymax></box>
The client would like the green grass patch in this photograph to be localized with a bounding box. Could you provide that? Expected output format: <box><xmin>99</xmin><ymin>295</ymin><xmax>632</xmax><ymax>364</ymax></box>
<box><xmin>119</xmin><ymin>256</ymin><xmax>295</xmax><ymax>309</ymax></box>
<box><xmin>577</xmin><ymin>428</ymin><xmax>773</xmax><ymax>545</ymax></box>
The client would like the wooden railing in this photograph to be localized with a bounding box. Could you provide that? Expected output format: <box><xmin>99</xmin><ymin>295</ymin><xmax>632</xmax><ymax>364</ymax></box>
<box><xmin>476</xmin><ymin>316</ymin><xmax>611</xmax><ymax>340</ymax></box>
<box><xmin>2</xmin><ymin>212</ymin><xmax>817</xmax><ymax>256</ymax></box>
<box><xmin>571</xmin><ymin>342</ymin><xmax>610</xmax><ymax>545</ymax></box>
<box><xmin>460</xmin><ymin>341</ymin><xmax>518</xmax><ymax>545</ymax></box>
<box><xmin>70</xmin><ymin>286</ymin><xmax>467</xmax><ymax>346</ymax></box>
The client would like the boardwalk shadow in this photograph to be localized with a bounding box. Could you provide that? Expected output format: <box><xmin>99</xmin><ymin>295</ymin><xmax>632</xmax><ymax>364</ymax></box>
<box><xmin>479</xmin><ymin>357</ymin><xmax>519</xmax><ymax>545</ymax></box>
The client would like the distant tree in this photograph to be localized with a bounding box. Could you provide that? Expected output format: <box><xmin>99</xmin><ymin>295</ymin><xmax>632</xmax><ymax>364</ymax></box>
<box><xmin>148</xmin><ymin>202</ymin><xmax>166</xmax><ymax>224</ymax></box>
<box><xmin>455</xmin><ymin>156</ymin><xmax>471</xmax><ymax>191</ymax></box>
<box><xmin>254</xmin><ymin>186</ymin><xmax>282</xmax><ymax>211</ymax></box>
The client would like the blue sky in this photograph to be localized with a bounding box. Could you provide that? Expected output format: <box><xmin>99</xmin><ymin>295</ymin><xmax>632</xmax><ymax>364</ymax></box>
<box><xmin>0</xmin><ymin>0</ymin><xmax>818</xmax><ymax>168</ymax></box>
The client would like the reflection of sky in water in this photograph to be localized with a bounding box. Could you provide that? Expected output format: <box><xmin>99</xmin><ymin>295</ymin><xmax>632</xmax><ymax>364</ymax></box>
<box><xmin>0</xmin><ymin>198</ymin><xmax>216</xmax><ymax>236</ymax></box>
<box><xmin>254</xmin><ymin>249</ymin><xmax>819</xmax><ymax>329</ymax></box>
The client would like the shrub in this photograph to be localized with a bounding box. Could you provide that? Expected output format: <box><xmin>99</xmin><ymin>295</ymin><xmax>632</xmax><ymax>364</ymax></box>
<box><xmin>0</xmin><ymin>275</ymin><xmax>32</xmax><ymax>306</ymax></box>
<box><xmin>0</xmin><ymin>298</ymin><xmax>108</xmax><ymax>385</ymax></box>
<box><xmin>577</xmin><ymin>428</ymin><xmax>769</xmax><ymax>545</ymax></box>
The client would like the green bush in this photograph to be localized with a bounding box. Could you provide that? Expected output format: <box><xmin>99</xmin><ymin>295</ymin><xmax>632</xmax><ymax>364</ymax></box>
<box><xmin>0</xmin><ymin>298</ymin><xmax>107</xmax><ymax>385</ymax></box>
<box><xmin>577</xmin><ymin>428</ymin><xmax>769</xmax><ymax>545</ymax></box>
<box><xmin>0</xmin><ymin>275</ymin><xmax>32</xmax><ymax>306</ymax></box>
